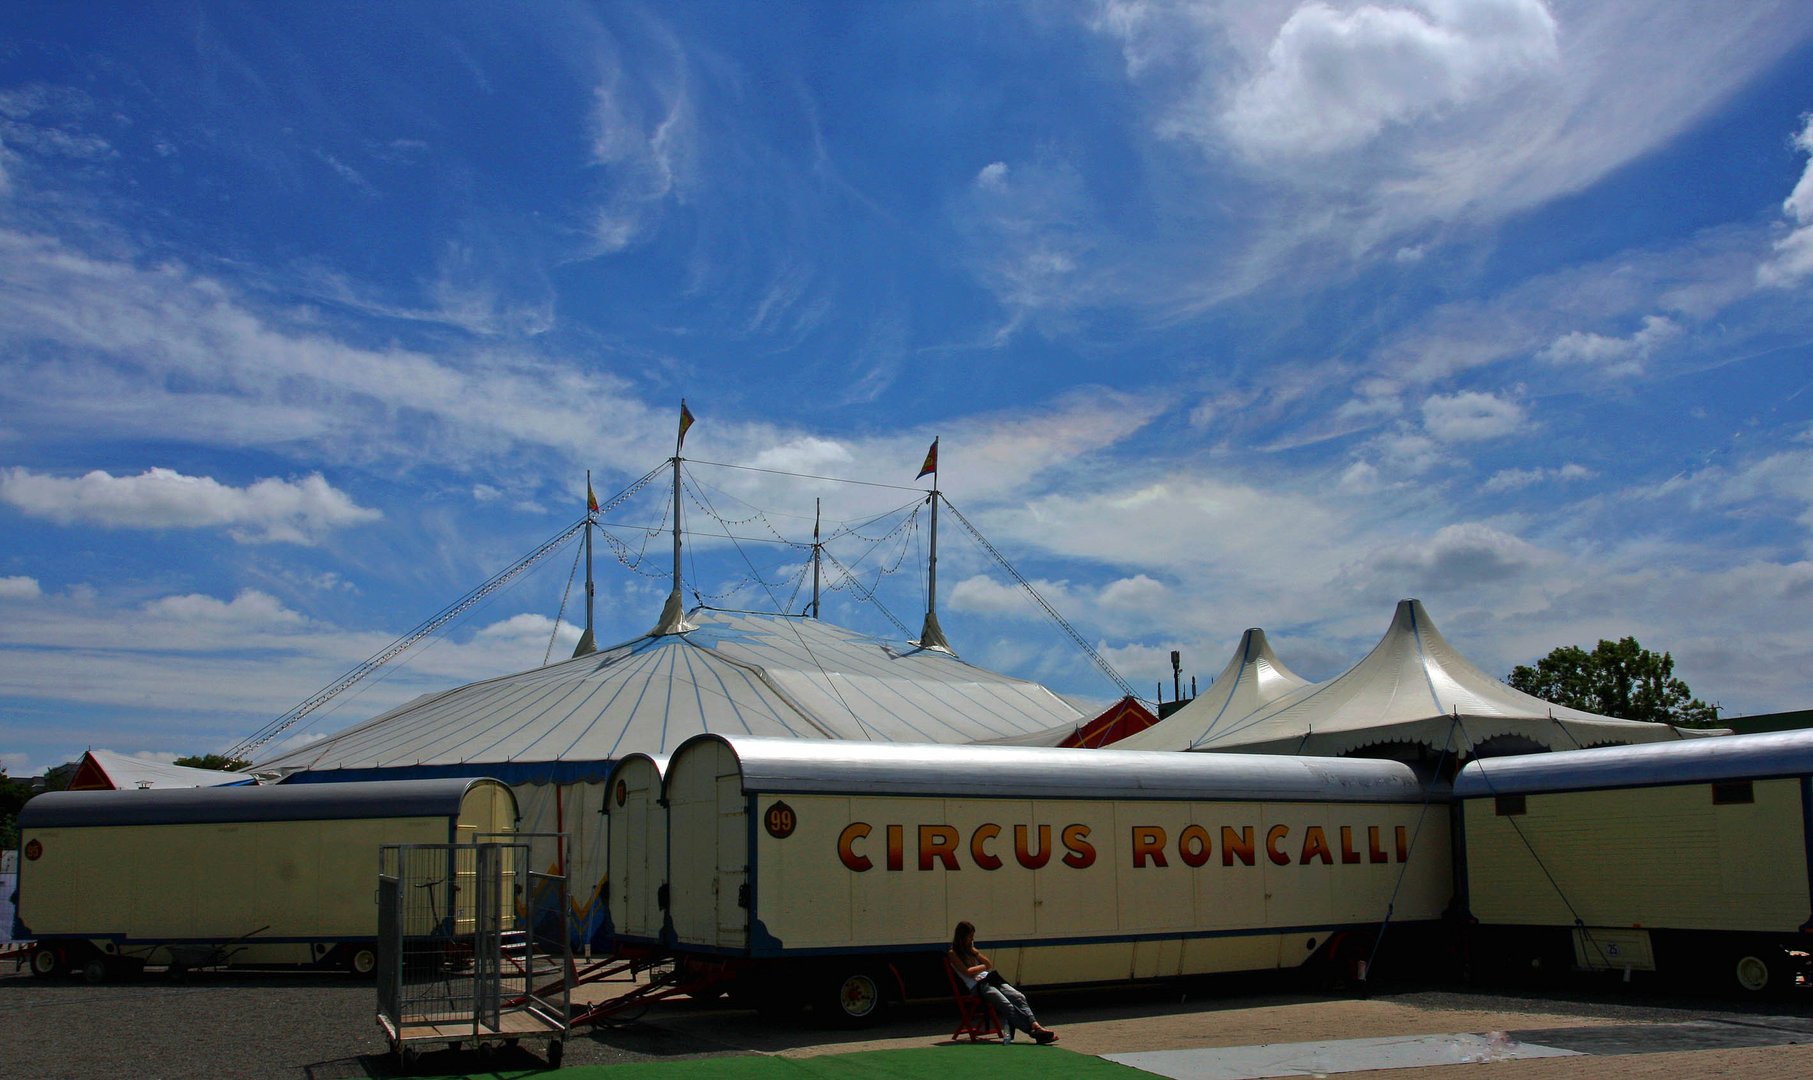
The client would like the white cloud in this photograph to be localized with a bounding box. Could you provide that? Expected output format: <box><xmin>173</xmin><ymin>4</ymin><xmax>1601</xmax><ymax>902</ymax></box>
<box><xmin>1483</xmin><ymin>462</ymin><xmax>1591</xmax><ymax>492</ymax></box>
<box><xmin>976</xmin><ymin>162</ymin><xmax>1009</xmax><ymax>190</ymax></box>
<box><xmin>1355</xmin><ymin>521</ymin><xmax>1552</xmax><ymax>595</ymax></box>
<box><xmin>1538</xmin><ymin>314</ymin><xmax>1681</xmax><ymax>376</ymax></box>
<box><xmin>1219</xmin><ymin>0</ymin><xmax>1560</xmax><ymax>161</ymax></box>
<box><xmin>1369</xmin><ymin>428</ymin><xmax>1444</xmax><ymax>477</ymax></box>
<box><xmin>143</xmin><ymin>590</ymin><xmax>309</xmax><ymax>629</ymax></box>
<box><xmin>1421</xmin><ymin>390</ymin><xmax>1526</xmax><ymax>442</ymax></box>
<box><xmin>475</xmin><ymin>611</ymin><xmax>580</xmax><ymax>649</ymax></box>
<box><xmin>0</xmin><ymin>466</ymin><xmax>380</xmax><ymax>544</ymax></box>
<box><xmin>1097</xmin><ymin>573</ymin><xmax>1171</xmax><ymax>614</ymax></box>
<box><xmin>1759</xmin><ymin>113</ymin><xmax>1813</xmax><ymax>287</ymax></box>
<box><xmin>0</xmin><ymin>575</ymin><xmax>41</xmax><ymax>599</ymax></box>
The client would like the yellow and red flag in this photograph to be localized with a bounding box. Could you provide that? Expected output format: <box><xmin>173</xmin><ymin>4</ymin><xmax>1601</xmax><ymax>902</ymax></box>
<box><xmin>678</xmin><ymin>400</ymin><xmax>695</xmax><ymax>449</ymax></box>
<box><xmin>586</xmin><ymin>480</ymin><xmax>599</xmax><ymax>514</ymax></box>
<box><xmin>916</xmin><ymin>437</ymin><xmax>938</xmax><ymax>479</ymax></box>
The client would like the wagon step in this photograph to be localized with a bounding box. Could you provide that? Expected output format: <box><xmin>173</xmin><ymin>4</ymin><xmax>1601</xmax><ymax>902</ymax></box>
<box><xmin>568</xmin><ymin>961</ymin><xmax>730</xmax><ymax>1026</ymax></box>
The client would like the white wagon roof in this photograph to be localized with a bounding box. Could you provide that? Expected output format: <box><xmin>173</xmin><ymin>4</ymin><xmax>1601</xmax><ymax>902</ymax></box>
<box><xmin>1113</xmin><ymin>628</ymin><xmax>1311</xmax><ymax>751</ymax></box>
<box><xmin>256</xmin><ymin>609</ymin><xmax>1085</xmax><ymax>782</ymax></box>
<box><xmin>1454</xmin><ymin>728</ymin><xmax>1813</xmax><ymax>797</ymax></box>
<box><xmin>1179</xmin><ymin>600</ymin><xmax>1693</xmax><ymax>759</ymax></box>
<box><xmin>669</xmin><ymin>734</ymin><xmax>1431</xmax><ymax>803</ymax></box>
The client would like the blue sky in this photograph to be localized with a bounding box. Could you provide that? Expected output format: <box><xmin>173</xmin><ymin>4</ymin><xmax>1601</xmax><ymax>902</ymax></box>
<box><xmin>5</xmin><ymin>1</ymin><xmax>1813</xmax><ymax>777</ymax></box>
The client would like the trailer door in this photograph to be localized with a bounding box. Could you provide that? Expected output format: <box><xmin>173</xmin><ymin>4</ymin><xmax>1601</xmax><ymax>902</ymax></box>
<box><xmin>715</xmin><ymin>775</ymin><xmax>747</xmax><ymax>950</ymax></box>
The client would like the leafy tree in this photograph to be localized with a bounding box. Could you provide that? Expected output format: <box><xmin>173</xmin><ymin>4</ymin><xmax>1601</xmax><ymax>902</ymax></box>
<box><xmin>173</xmin><ymin>753</ymin><xmax>253</xmax><ymax>772</ymax></box>
<box><xmin>1508</xmin><ymin>636</ymin><xmax>1720</xmax><ymax>728</ymax></box>
<box><xmin>0</xmin><ymin>769</ymin><xmax>33</xmax><ymax>851</ymax></box>
<box><xmin>40</xmin><ymin>761</ymin><xmax>76</xmax><ymax>792</ymax></box>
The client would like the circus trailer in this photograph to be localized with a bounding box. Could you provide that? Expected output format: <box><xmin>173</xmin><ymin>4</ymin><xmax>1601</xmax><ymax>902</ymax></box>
<box><xmin>604</xmin><ymin>753</ymin><xmax>669</xmax><ymax>952</ymax></box>
<box><xmin>15</xmin><ymin>778</ymin><xmax>517</xmax><ymax>981</ymax></box>
<box><xmin>661</xmin><ymin>734</ymin><xmax>1453</xmax><ymax>1022</ymax></box>
<box><xmin>1455</xmin><ymin>729</ymin><xmax>1813</xmax><ymax>995</ymax></box>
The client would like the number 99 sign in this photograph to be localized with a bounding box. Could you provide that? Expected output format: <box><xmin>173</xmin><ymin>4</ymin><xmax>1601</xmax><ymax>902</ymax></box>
<box><xmin>764</xmin><ymin>801</ymin><xmax>797</xmax><ymax>840</ymax></box>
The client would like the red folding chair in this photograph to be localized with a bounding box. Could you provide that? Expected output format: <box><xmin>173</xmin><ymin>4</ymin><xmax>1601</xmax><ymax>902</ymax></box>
<box><xmin>945</xmin><ymin>961</ymin><xmax>1002</xmax><ymax>1042</ymax></box>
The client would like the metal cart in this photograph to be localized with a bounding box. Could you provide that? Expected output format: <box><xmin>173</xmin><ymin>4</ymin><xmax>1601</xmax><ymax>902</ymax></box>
<box><xmin>376</xmin><ymin>841</ymin><xmax>572</xmax><ymax>1073</ymax></box>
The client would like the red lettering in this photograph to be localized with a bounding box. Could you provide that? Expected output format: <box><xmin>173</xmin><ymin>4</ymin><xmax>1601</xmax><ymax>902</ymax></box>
<box><xmin>1299</xmin><ymin>826</ymin><xmax>1333</xmax><ymax>865</ymax></box>
<box><xmin>1339</xmin><ymin>826</ymin><xmax>1360</xmax><ymax>865</ymax></box>
<box><xmin>838</xmin><ymin>822</ymin><xmax>872</xmax><ymax>872</ymax></box>
<box><xmin>887</xmin><ymin>824</ymin><xmax>904</xmax><ymax>871</ymax></box>
<box><xmin>971</xmin><ymin>823</ymin><xmax>1003</xmax><ymax>871</ymax></box>
<box><xmin>1367</xmin><ymin>825</ymin><xmax>1386</xmax><ymax>863</ymax></box>
<box><xmin>1396</xmin><ymin>825</ymin><xmax>1409</xmax><ymax>863</ymax></box>
<box><xmin>1132</xmin><ymin>826</ymin><xmax>1168</xmax><ymax>868</ymax></box>
<box><xmin>1179</xmin><ymin>825</ymin><xmax>1211</xmax><ymax>868</ymax></box>
<box><xmin>1061</xmin><ymin>824</ymin><xmax>1096</xmax><ymax>869</ymax></box>
<box><xmin>1266</xmin><ymin>824</ymin><xmax>1291</xmax><ymax>866</ymax></box>
<box><xmin>1014</xmin><ymin>824</ymin><xmax>1052</xmax><ymax>869</ymax></box>
<box><xmin>1222</xmin><ymin>826</ymin><xmax>1255</xmax><ymax>866</ymax></box>
<box><xmin>920</xmin><ymin>825</ymin><xmax>960</xmax><ymax>871</ymax></box>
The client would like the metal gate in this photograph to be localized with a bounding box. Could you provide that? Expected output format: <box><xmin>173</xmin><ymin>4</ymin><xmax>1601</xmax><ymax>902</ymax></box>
<box><xmin>376</xmin><ymin>842</ymin><xmax>570</xmax><ymax>1071</ymax></box>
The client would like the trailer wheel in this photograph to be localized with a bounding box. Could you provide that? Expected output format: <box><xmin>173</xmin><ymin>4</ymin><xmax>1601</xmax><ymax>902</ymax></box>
<box><xmin>1731</xmin><ymin>949</ymin><xmax>1786</xmax><ymax>995</ymax></box>
<box><xmin>344</xmin><ymin>946</ymin><xmax>378</xmax><ymax>977</ymax></box>
<box><xmin>546</xmin><ymin>1039</ymin><xmax>563</xmax><ymax>1068</ymax></box>
<box><xmin>29</xmin><ymin>945</ymin><xmax>64</xmax><ymax>978</ymax></box>
<box><xmin>81</xmin><ymin>958</ymin><xmax>109</xmax><ymax>984</ymax></box>
<box><xmin>823</xmin><ymin>968</ymin><xmax>885</xmax><ymax>1026</ymax></box>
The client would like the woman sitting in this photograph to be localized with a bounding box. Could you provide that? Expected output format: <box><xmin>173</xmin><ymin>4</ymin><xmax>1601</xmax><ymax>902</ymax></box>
<box><xmin>947</xmin><ymin>920</ymin><xmax>1057</xmax><ymax>1044</ymax></box>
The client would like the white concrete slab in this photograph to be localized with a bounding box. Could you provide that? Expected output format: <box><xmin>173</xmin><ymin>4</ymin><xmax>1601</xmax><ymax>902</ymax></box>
<box><xmin>1103</xmin><ymin>1032</ymin><xmax>1584</xmax><ymax>1079</ymax></box>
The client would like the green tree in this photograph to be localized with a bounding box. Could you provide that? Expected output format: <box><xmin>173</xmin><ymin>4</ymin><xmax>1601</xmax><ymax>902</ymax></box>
<box><xmin>0</xmin><ymin>769</ymin><xmax>33</xmax><ymax>851</ymax></box>
<box><xmin>1508</xmin><ymin>636</ymin><xmax>1720</xmax><ymax>728</ymax></box>
<box><xmin>173</xmin><ymin>753</ymin><xmax>253</xmax><ymax>772</ymax></box>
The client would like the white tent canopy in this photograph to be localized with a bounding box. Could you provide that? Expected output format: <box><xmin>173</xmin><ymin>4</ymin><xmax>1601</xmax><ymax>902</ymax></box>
<box><xmin>1180</xmin><ymin>599</ymin><xmax>1695</xmax><ymax>761</ymax></box>
<box><xmin>71</xmin><ymin>749</ymin><xmax>255</xmax><ymax>790</ymax></box>
<box><xmin>1113</xmin><ymin>628</ymin><xmax>1310</xmax><ymax>752</ymax></box>
<box><xmin>255</xmin><ymin>608</ymin><xmax>1086</xmax><ymax>782</ymax></box>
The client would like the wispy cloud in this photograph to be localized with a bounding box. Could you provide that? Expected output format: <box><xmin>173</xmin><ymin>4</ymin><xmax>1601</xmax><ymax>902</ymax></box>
<box><xmin>1094</xmin><ymin>2</ymin><xmax>1813</xmax><ymax>273</ymax></box>
<box><xmin>587</xmin><ymin>29</ymin><xmax>697</xmax><ymax>255</ymax></box>
<box><xmin>1483</xmin><ymin>462</ymin><xmax>1591</xmax><ymax>492</ymax></box>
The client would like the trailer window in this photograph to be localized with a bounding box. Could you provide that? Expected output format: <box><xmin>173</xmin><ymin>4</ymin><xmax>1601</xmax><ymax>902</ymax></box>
<box><xmin>1494</xmin><ymin>795</ymin><xmax>1526</xmax><ymax>816</ymax></box>
<box><xmin>1711</xmin><ymin>780</ymin><xmax>1753</xmax><ymax>805</ymax></box>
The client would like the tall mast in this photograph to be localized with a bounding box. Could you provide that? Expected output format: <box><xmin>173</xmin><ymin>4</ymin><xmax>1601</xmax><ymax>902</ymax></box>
<box><xmin>652</xmin><ymin>400</ymin><xmax>695</xmax><ymax>636</ymax></box>
<box><xmin>916</xmin><ymin>437</ymin><xmax>951</xmax><ymax>652</ymax></box>
<box><xmin>573</xmin><ymin>470</ymin><xmax>599</xmax><ymax>657</ymax></box>
<box><xmin>810</xmin><ymin>497</ymin><xmax>822</xmax><ymax>619</ymax></box>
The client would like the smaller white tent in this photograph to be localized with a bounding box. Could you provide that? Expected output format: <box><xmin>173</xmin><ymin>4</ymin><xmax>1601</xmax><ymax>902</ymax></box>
<box><xmin>1113</xmin><ymin>628</ymin><xmax>1310</xmax><ymax>751</ymax></box>
<box><xmin>67</xmin><ymin>749</ymin><xmax>255</xmax><ymax>790</ymax></box>
<box><xmin>1178</xmin><ymin>600</ymin><xmax>1700</xmax><ymax>764</ymax></box>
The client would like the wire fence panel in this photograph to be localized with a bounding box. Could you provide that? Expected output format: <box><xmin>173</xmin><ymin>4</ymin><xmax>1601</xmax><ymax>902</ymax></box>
<box><xmin>376</xmin><ymin>840</ymin><xmax>569</xmax><ymax>1064</ymax></box>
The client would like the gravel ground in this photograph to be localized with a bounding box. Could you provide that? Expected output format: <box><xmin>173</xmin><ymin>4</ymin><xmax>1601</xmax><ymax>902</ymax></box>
<box><xmin>1</xmin><ymin>960</ymin><xmax>1808</xmax><ymax>1079</ymax></box>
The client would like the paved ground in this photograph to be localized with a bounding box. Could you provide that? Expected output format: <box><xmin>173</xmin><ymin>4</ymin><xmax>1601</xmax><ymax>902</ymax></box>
<box><xmin>1</xmin><ymin>960</ymin><xmax>1809</xmax><ymax>1078</ymax></box>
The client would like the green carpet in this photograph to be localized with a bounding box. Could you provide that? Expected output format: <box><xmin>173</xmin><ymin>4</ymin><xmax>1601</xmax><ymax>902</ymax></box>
<box><xmin>439</xmin><ymin>1044</ymin><xmax>1143</xmax><ymax>1079</ymax></box>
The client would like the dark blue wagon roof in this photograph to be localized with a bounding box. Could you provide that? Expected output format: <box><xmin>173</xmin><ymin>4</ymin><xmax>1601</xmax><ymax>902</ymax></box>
<box><xmin>19</xmin><ymin>777</ymin><xmax>513</xmax><ymax>829</ymax></box>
